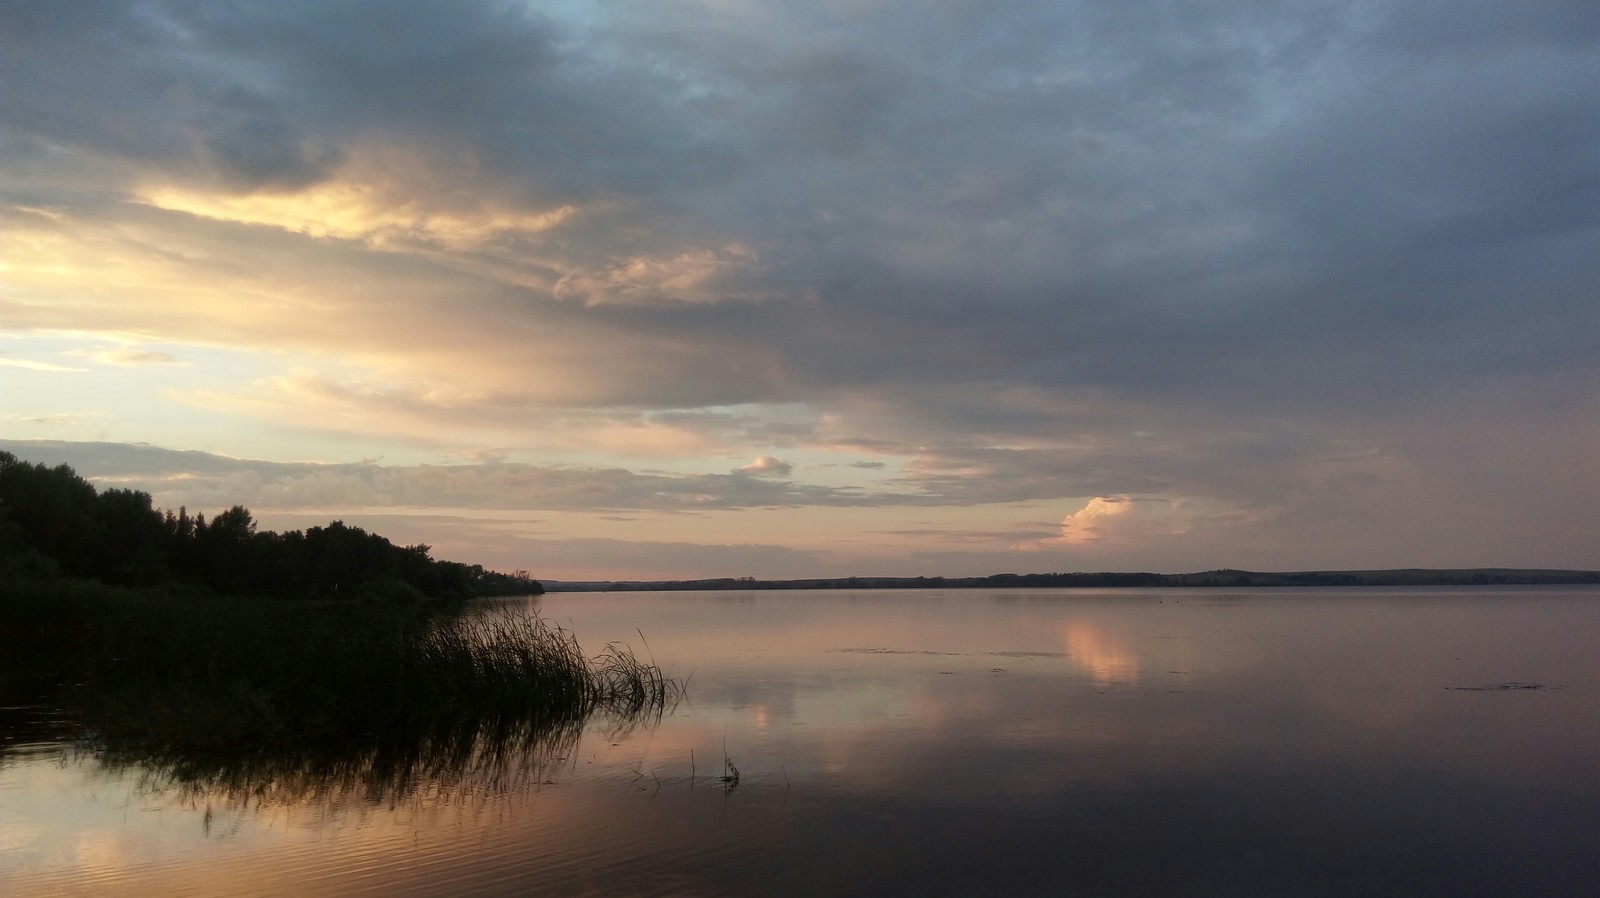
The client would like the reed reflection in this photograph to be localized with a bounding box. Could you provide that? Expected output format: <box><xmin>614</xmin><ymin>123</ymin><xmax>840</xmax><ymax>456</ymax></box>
<box><xmin>3</xmin><ymin>599</ymin><xmax>681</xmax><ymax>820</ymax></box>
<box><xmin>89</xmin><ymin>707</ymin><xmax>668</xmax><ymax>820</ymax></box>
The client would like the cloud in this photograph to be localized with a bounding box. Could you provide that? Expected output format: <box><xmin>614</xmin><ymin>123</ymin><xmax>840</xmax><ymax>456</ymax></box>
<box><xmin>0</xmin><ymin>412</ymin><xmax>102</xmax><ymax>426</ymax></box>
<box><xmin>1054</xmin><ymin>496</ymin><xmax>1138</xmax><ymax>545</ymax></box>
<box><xmin>0</xmin><ymin>358</ymin><xmax>86</xmax><ymax>372</ymax></box>
<box><xmin>735</xmin><ymin>456</ymin><xmax>794</xmax><ymax>478</ymax></box>
<box><xmin>553</xmin><ymin>244</ymin><xmax>769</xmax><ymax>307</ymax></box>
<box><xmin>1</xmin><ymin>2</ymin><xmax>1596</xmax><ymax>575</ymax></box>
<box><xmin>0</xmin><ymin>441</ymin><xmax>890</xmax><ymax>513</ymax></box>
<box><xmin>138</xmin><ymin>180</ymin><xmax>578</xmax><ymax>253</ymax></box>
<box><xmin>471</xmin><ymin>535</ymin><xmax>825</xmax><ymax>582</ymax></box>
<box><xmin>64</xmin><ymin>347</ymin><xmax>186</xmax><ymax>367</ymax></box>
<box><xmin>169</xmin><ymin>372</ymin><xmax>779</xmax><ymax>458</ymax></box>
<box><xmin>1033</xmin><ymin>495</ymin><xmax>1217</xmax><ymax>551</ymax></box>
<box><xmin>250</xmin><ymin>510</ymin><xmax>826</xmax><ymax>581</ymax></box>
<box><xmin>6</xmin><ymin>2</ymin><xmax>1596</xmax><ymax>415</ymax></box>
<box><xmin>7</xmin><ymin>435</ymin><xmax>1599</xmax><ymax>575</ymax></box>
<box><xmin>879</xmin><ymin>525</ymin><xmax>1059</xmax><ymax>545</ymax></box>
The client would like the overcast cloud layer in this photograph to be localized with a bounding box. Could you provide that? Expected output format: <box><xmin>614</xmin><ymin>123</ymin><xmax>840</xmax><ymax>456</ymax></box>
<box><xmin>3</xmin><ymin>1</ymin><xmax>1597</xmax><ymax>578</ymax></box>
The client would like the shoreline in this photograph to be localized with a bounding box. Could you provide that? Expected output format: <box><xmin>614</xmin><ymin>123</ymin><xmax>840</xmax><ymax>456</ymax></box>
<box><xmin>542</xmin><ymin>567</ymin><xmax>1600</xmax><ymax>592</ymax></box>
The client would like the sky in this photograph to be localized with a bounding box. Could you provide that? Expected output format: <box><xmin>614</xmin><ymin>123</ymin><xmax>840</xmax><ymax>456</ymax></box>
<box><xmin>2</xmin><ymin>1</ymin><xmax>1597</xmax><ymax>580</ymax></box>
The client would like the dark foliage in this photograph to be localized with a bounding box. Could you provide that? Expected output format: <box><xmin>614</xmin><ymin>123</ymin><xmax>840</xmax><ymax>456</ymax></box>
<box><xmin>0</xmin><ymin>580</ymin><xmax>677</xmax><ymax>771</ymax></box>
<box><xmin>0</xmin><ymin>451</ymin><xmax>542</xmax><ymax>599</ymax></box>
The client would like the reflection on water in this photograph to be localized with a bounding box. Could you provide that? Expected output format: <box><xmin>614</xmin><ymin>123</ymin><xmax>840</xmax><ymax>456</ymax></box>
<box><xmin>1063</xmin><ymin>621</ymin><xmax>1139</xmax><ymax>685</ymax></box>
<box><xmin>94</xmin><ymin>710</ymin><xmax>661</xmax><ymax>818</ymax></box>
<box><xmin>4</xmin><ymin>587</ymin><xmax>1600</xmax><ymax>896</ymax></box>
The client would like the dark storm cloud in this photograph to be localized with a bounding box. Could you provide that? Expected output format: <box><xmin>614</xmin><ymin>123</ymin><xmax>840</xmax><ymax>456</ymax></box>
<box><xmin>1</xmin><ymin>0</ymin><xmax>732</xmax><ymax>207</ymax></box>
<box><xmin>9</xmin><ymin>1</ymin><xmax>1596</xmax><ymax>373</ymax></box>
<box><xmin>2</xmin><ymin>1</ymin><xmax>339</xmax><ymax>191</ymax></box>
<box><xmin>552</xmin><ymin>0</ymin><xmax>1600</xmax><ymax>411</ymax></box>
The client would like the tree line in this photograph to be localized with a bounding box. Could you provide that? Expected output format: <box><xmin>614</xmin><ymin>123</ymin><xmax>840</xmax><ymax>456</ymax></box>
<box><xmin>0</xmin><ymin>451</ymin><xmax>542</xmax><ymax>600</ymax></box>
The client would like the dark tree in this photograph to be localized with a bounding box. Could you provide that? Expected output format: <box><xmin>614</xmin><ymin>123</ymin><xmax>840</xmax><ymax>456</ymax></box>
<box><xmin>95</xmin><ymin>488</ymin><xmax>168</xmax><ymax>585</ymax></box>
<box><xmin>0</xmin><ymin>451</ymin><xmax>544</xmax><ymax>600</ymax></box>
<box><xmin>0</xmin><ymin>452</ymin><xmax>102</xmax><ymax>577</ymax></box>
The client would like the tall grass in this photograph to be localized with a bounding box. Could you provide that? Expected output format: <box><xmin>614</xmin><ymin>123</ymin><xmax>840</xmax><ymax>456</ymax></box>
<box><xmin>415</xmin><ymin>609</ymin><xmax>678</xmax><ymax>726</ymax></box>
<box><xmin>1</xmin><ymin>580</ymin><xmax>680</xmax><ymax>765</ymax></box>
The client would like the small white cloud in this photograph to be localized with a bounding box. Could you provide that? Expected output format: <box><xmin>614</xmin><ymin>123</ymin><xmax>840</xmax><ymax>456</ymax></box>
<box><xmin>735</xmin><ymin>456</ymin><xmax>794</xmax><ymax>478</ymax></box>
<box><xmin>1040</xmin><ymin>495</ymin><xmax>1191</xmax><ymax>549</ymax></box>
<box><xmin>1053</xmin><ymin>495</ymin><xmax>1135</xmax><ymax>544</ymax></box>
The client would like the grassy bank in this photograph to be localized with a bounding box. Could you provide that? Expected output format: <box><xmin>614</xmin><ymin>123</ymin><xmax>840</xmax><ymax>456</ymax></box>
<box><xmin>0</xmin><ymin>578</ymin><xmax>678</xmax><ymax>759</ymax></box>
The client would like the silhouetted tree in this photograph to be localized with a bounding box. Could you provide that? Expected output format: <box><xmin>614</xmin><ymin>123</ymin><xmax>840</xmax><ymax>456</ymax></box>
<box><xmin>0</xmin><ymin>452</ymin><xmax>102</xmax><ymax>577</ymax></box>
<box><xmin>95</xmin><ymin>488</ymin><xmax>167</xmax><ymax>585</ymax></box>
<box><xmin>0</xmin><ymin>451</ymin><xmax>544</xmax><ymax>600</ymax></box>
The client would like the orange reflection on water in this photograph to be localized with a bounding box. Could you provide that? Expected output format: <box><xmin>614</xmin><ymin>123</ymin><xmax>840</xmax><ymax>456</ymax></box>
<box><xmin>1064</xmin><ymin>622</ymin><xmax>1139</xmax><ymax>686</ymax></box>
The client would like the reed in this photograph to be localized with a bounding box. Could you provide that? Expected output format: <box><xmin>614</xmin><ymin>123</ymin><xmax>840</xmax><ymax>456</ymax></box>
<box><xmin>1</xmin><ymin>581</ymin><xmax>680</xmax><ymax>758</ymax></box>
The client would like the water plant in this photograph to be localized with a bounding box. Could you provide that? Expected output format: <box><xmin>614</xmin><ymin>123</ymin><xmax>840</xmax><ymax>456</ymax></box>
<box><xmin>1</xmin><ymin>581</ymin><xmax>680</xmax><ymax>761</ymax></box>
<box><xmin>716</xmin><ymin>730</ymin><xmax>740</xmax><ymax>791</ymax></box>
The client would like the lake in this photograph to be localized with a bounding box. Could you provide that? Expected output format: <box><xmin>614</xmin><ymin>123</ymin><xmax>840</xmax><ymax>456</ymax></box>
<box><xmin>4</xmin><ymin>586</ymin><xmax>1598</xmax><ymax>896</ymax></box>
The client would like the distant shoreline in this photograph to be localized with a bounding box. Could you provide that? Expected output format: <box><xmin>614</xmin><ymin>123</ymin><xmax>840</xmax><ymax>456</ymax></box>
<box><xmin>542</xmin><ymin>568</ymin><xmax>1600</xmax><ymax>592</ymax></box>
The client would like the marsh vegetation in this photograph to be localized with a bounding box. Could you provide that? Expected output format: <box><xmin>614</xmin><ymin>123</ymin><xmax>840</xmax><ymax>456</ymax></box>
<box><xmin>77</xmin><ymin>608</ymin><xmax>674</xmax><ymax>813</ymax></box>
<box><xmin>2</xmin><ymin>451</ymin><xmax>680</xmax><ymax>810</ymax></box>
<box><xmin>1</xmin><ymin>584</ymin><xmax>679</xmax><ymax>820</ymax></box>
<box><xmin>3</xmin><ymin>584</ymin><xmax>675</xmax><ymax>748</ymax></box>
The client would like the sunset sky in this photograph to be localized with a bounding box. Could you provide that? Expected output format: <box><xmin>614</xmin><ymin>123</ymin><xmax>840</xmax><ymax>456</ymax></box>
<box><xmin>3</xmin><ymin>1</ymin><xmax>1597</xmax><ymax>580</ymax></box>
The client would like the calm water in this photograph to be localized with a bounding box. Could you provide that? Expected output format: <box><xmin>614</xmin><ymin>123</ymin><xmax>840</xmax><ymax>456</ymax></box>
<box><xmin>4</xmin><ymin>587</ymin><xmax>1598</xmax><ymax>896</ymax></box>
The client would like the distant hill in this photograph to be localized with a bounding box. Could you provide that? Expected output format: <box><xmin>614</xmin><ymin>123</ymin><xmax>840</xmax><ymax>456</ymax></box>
<box><xmin>542</xmin><ymin>568</ymin><xmax>1600</xmax><ymax>592</ymax></box>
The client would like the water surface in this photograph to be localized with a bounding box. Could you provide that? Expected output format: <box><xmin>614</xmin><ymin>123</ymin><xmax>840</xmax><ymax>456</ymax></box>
<box><xmin>4</xmin><ymin>587</ymin><xmax>1598</xmax><ymax>895</ymax></box>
